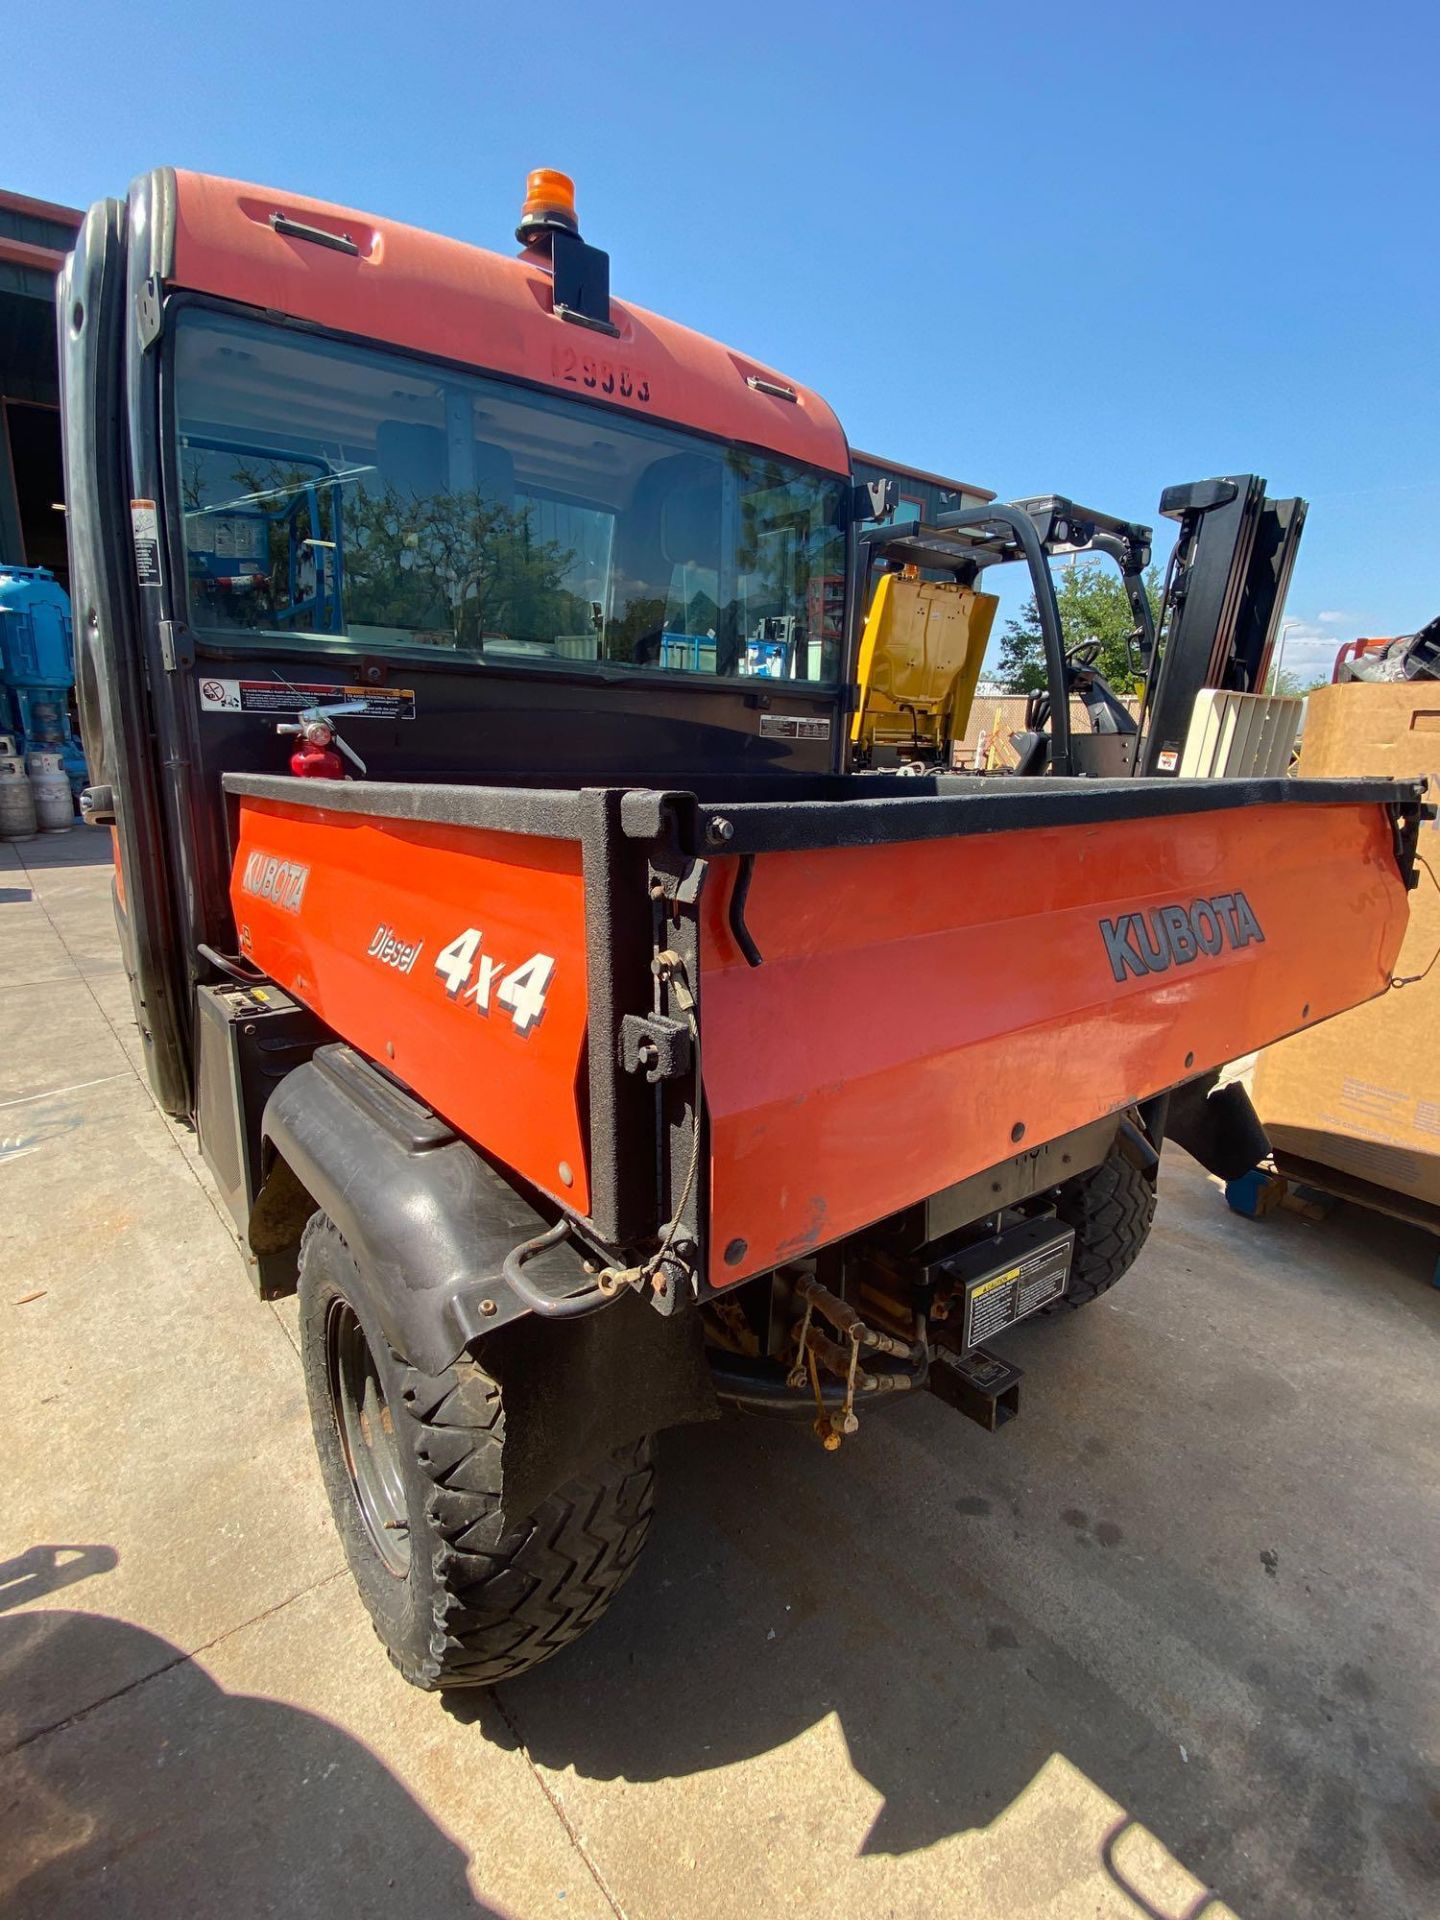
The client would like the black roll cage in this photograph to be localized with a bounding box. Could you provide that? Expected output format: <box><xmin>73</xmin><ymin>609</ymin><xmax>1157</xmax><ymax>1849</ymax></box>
<box><xmin>846</xmin><ymin>494</ymin><xmax>1157</xmax><ymax>777</ymax></box>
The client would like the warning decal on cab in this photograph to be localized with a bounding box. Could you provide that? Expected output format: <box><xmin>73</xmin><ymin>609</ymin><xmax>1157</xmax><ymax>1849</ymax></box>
<box><xmin>131</xmin><ymin>499</ymin><xmax>162</xmax><ymax>586</ymax></box>
<box><xmin>198</xmin><ymin>679</ymin><xmax>416</xmax><ymax>720</ymax></box>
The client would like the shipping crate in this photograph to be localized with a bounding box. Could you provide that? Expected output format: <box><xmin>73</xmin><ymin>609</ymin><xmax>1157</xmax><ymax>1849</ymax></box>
<box><xmin>1251</xmin><ymin>684</ymin><xmax>1440</xmax><ymax>1222</ymax></box>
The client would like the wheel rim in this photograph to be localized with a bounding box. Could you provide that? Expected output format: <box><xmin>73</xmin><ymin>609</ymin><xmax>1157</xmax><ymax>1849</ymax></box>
<box><xmin>325</xmin><ymin>1299</ymin><xmax>411</xmax><ymax>1576</ymax></box>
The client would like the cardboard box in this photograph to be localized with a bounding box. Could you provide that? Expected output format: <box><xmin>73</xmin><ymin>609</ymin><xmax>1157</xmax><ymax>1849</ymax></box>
<box><xmin>1251</xmin><ymin>683</ymin><xmax>1440</xmax><ymax>1213</ymax></box>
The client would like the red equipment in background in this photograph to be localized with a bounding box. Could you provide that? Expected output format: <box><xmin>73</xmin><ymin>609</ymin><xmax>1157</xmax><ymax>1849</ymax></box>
<box><xmin>1332</xmin><ymin>638</ymin><xmax>1393</xmax><ymax>682</ymax></box>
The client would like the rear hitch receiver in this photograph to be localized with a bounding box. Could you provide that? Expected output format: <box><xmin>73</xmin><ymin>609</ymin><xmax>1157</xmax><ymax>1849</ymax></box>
<box><xmin>927</xmin><ymin>1344</ymin><xmax>1022</xmax><ymax>1432</ymax></box>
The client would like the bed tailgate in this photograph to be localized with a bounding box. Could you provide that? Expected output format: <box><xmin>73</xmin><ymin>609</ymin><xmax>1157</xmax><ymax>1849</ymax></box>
<box><xmin>697</xmin><ymin>789</ymin><xmax>1419</xmax><ymax>1288</ymax></box>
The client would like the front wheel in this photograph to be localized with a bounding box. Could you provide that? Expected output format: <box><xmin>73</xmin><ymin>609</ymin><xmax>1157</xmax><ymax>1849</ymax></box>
<box><xmin>298</xmin><ymin>1213</ymin><xmax>656</xmax><ymax>1688</ymax></box>
<box><xmin>1042</xmin><ymin>1142</ymin><xmax>1157</xmax><ymax>1313</ymax></box>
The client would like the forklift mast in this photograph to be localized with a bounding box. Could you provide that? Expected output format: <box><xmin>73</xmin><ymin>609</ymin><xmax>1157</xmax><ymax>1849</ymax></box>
<box><xmin>1137</xmin><ymin>475</ymin><xmax>1307</xmax><ymax>777</ymax></box>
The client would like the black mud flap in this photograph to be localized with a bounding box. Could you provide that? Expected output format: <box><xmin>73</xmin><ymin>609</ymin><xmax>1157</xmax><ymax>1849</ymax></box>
<box><xmin>485</xmin><ymin>1295</ymin><xmax>718</xmax><ymax>1519</ymax></box>
<box><xmin>1164</xmin><ymin>1071</ymin><xmax>1270</xmax><ymax>1181</ymax></box>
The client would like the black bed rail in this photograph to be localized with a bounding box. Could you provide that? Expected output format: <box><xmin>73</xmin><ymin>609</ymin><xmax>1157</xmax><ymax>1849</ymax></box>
<box><xmin>668</xmin><ymin>776</ymin><xmax>1426</xmax><ymax>858</ymax></box>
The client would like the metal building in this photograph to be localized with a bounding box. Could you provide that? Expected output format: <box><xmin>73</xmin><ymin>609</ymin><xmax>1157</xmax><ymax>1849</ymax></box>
<box><xmin>850</xmin><ymin>449</ymin><xmax>992</xmax><ymax>524</ymax></box>
<box><xmin>0</xmin><ymin>190</ymin><xmax>82</xmax><ymax>584</ymax></box>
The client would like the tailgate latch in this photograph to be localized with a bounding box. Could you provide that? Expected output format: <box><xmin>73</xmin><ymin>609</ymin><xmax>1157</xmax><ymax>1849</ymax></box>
<box><xmin>620</xmin><ymin>1012</ymin><xmax>692</xmax><ymax>1083</ymax></box>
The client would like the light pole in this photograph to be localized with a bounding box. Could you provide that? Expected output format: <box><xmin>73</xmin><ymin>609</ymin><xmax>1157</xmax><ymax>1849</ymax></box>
<box><xmin>1271</xmin><ymin>619</ymin><xmax>1302</xmax><ymax>694</ymax></box>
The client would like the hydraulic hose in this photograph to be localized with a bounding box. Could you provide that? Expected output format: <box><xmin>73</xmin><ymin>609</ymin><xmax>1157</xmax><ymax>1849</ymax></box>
<box><xmin>708</xmin><ymin>1350</ymin><xmax>925</xmax><ymax>1412</ymax></box>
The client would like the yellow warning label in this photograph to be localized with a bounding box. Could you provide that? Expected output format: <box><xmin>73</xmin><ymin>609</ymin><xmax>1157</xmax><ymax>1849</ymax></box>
<box><xmin>961</xmin><ymin>1231</ymin><xmax>1073</xmax><ymax>1351</ymax></box>
<box><xmin>972</xmin><ymin>1268</ymin><xmax>1021</xmax><ymax>1299</ymax></box>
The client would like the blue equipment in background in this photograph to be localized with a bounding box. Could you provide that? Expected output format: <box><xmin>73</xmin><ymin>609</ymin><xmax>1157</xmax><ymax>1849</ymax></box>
<box><xmin>0</xmin><ymin>564</ymin><xmax>88</xmax><ymax>790</ymax></box>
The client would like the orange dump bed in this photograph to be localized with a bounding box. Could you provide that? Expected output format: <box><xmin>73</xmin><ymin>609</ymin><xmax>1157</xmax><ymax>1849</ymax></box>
<box><xmin>228</xmin><ymin>786</ymin><xmax>594</xmax><ymax>1215</ymax></box>
<box><xmin>696</xmin><ymin>796</ymin><xmax>1410</xmax><ymax>1285</ymax></box>
<box><xmin>224</xmin><ymin>773</ymin><xmax>1419</xmax><ymax>1288</ymax></box>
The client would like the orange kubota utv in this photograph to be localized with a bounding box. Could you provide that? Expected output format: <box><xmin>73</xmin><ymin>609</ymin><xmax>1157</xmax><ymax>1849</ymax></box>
<box><xmin>59</xmin><ymin>167</ymin><xmax>1425</xmax><ymax>1687</ymax></box>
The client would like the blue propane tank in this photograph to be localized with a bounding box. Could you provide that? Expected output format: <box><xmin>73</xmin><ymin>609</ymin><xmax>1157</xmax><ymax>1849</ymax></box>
<box><xmin>0</xmin><ymin>564</ymin><xmax>87</xmax><ymax>790</ymax></box>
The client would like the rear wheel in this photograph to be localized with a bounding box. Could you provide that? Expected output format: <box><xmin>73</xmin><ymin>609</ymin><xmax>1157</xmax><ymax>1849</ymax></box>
<box><xmin>1042</xmin><ymin>1142</ymin><xmax>1157</xmax><ymax>1313</ymax></box>
<box><xmin>298</xmin><ymin>1213</ymin><xmax>655</xmax><ymax>1688</ymax></box>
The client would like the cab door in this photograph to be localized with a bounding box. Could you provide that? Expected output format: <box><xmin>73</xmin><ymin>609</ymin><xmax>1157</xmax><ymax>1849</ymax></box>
<box><xmin>59</xmin><ymin>199</ymin><xmax>191</xmax><ymax>1115</ymax></box>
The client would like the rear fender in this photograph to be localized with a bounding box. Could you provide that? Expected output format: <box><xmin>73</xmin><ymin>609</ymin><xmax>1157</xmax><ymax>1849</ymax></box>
<box><xmin>258</xmin><ymin>1044</ymin><xmax>578</xmax><ymax>1372</ymax></box>
<box><xmin>260</xmin><ymin>1043</ymin><xmax>716</xmax><ymax>1510</ymax></box>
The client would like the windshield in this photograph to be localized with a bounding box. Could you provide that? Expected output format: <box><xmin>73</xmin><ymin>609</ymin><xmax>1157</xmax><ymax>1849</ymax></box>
<box><xmin>171</xmin><ymin>309</ymin><xmax>847</xmax><ymax>682</ymax></box>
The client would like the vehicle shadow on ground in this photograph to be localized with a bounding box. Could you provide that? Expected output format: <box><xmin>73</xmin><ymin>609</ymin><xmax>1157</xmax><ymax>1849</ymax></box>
<box><xmin>0</xmin><ymin>1610</ymin><xmax>495</xmax><ymax>1917</ymax></box>
<box><xmin>477</xmin><ymin>1276</ymin><xmax>1439</xmax><ymax>1920</ymax></box>
<box><xmin>483</xmin><ymin>1408</ymin><xmax>1223</xmax><ymax>1861</ymax></box>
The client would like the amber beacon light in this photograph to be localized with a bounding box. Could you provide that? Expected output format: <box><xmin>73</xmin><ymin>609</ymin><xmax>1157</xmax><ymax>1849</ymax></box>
<box><xmin>517</xmin><ymin>169</ymin><xmax>580</xmax><ymax>246</ymax></box>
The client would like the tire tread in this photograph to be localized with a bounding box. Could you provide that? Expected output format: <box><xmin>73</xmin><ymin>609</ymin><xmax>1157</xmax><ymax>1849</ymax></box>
<box><xmin>1041</xmin><ymin>1146</ymin><xmax>1157</xmax><ymax>1313</ymax></box>
<box><xmin>299</xmin><ymin>1214</ymin><xmax>654</xmax><ymax>1691</ymax></box>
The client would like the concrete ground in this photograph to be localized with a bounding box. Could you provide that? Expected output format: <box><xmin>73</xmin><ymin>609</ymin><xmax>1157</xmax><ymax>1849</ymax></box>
<box><xmin>2</xmin><ymin>831</ymin><xmax>1437</xmax><ymax>1920</ymax></box>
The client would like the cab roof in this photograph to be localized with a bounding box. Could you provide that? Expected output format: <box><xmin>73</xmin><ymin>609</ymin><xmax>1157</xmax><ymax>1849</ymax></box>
<box><xmin>167</xmin><ymin>171</ymin><xmax>851</xmax><ymax>478</ymax></box>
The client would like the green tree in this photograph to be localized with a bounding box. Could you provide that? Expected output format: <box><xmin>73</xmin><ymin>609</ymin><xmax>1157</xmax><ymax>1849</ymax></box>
<box><xmin>1265</xmin><ymin>665</ymin><xmax>1328</xmax><ymax>697</ymax></box>
<box><xmin>190</xmin><ymin>452</ymin><xmax>591</xmax><ymax>646</ymax></box>
<box><xmin>342</xmin><ymin>484</ymin><xmax>589</xmax><ymax>646</ymax></box>
<box><xmin>996</xmin><ymin>561</ymin><xmax>1164</xmax><ymax>694</ymax></box>
<box><xmin>604</xmin><ymin>594</ymin><xmax>668</xmax><ymax>664</ymax></box>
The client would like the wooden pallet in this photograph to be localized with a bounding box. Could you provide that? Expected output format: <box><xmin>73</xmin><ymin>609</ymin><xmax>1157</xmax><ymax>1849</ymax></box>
<box><xmin>1225</xmin><ymin>1154</ymin><xmax>1440</xmax><ymax>1286</ymax></box>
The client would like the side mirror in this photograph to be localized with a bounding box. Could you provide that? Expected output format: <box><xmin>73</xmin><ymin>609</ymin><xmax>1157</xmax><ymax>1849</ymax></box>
<box><xmin>852</xmin><ymin>477</ymin><xmax>898</xmax><ymax>524</ymax></box>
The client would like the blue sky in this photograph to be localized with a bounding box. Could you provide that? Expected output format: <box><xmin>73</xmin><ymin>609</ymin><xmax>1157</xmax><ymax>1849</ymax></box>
<box><xmin>12</xmin><ymin>1</ymin><xmax>1439</xmax><ymax>684</ymax></box>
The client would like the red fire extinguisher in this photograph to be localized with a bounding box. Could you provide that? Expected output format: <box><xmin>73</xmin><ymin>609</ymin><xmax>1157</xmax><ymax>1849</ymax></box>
<box><xmin>276</xmin><ymin>706</ymin><xmax>366</xmax><ymax>780</ymax></box>
<box><xmin>289</xmin><ymin>719</ymin><xmax>347</xmax><ymax>779</ymax></box>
